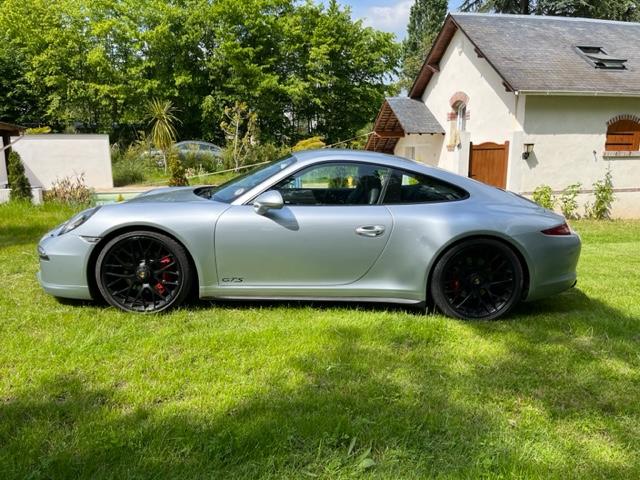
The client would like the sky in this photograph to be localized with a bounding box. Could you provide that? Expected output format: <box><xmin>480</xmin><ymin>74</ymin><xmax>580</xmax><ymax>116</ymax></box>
<box><xmin>327</xmin><ymin>0</ymin><xmax>464</xmax><ymax>40</ymax></box>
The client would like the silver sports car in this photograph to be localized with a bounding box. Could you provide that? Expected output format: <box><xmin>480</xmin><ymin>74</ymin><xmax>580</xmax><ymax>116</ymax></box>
<box><xmin>37</xmin><ymin>149</ymin><xmax>581</xmax><ymax>320</ymax></box>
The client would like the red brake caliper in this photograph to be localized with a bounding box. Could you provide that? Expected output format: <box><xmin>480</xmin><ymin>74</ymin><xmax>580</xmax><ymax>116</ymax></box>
<box><xmin>154</xmin><ymin>255</ymin><xmax>172</xmax><ymax>295</ymax></box>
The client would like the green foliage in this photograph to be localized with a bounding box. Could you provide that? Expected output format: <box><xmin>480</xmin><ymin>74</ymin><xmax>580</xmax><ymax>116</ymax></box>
<box><xmin>532</xmin><ymin>184</ymin><xmax>555</xmax><ymax>210</ymax></box>
<box><xmin>7</xmin><ymin>151</ymin><xmax>32</xmax><ymax>202</ymax></box>
<box><xmin>244</xmin><ymin>143</ymin><xmax>291</xmax><ymax>166</ymax></box>
<box><xmin>400</xmin><ymin>0</ymin><xmax>448</xmax><ymax>90</ymax></box>
<box><xmin>586</xmin><ymin>168</ymin><xmax>615</xmax><ymax>220</ymax></box>
<box><xmin>44</xmin><ymin>174</ymin><xmax>94</xmax><ymax>206</ymax></box>
<box><xmin>0</xmin><ymin>0</ymin><xmax>399</xmax><ymax>144</ymax></box>
<box><xmin>460</xmin><ymin>0</ymin><xmax>640</xmax><ymax>20</ymax></box>
<box><xmin>559</xmin><ymin>182</ymin><xmax>581</xmax><ymax>219</ymax></box>
<box><xmin>110</xmin><ymin>140</ymin><xmax>156</xmax><ymax>187</ymax></box>
<box><xmin>25</xmin><ymin>126</ymin><xmax>52</xmax><ymax>134</ymax></box>
<box><xmin>167</xmin><ymin>149</ymin><xmax>188</xmax><ymax>187</ymax></box>
<box><xmin>146</xmin><ymin>99</ymin><xmax>181</xmax><ymax>171</ymax></box>
<box><xmin>292</xmin><ymin>136</ymin><xmax>326</xmax><ymax>152</ymax></box>
<box><xmin>220</xmin><ymin>101</ymin><xmax>258</xmax><ymax>171</ymax></box>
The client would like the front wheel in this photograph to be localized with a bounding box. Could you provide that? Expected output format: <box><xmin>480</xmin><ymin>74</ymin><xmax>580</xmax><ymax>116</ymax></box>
<box><xmin>95</xmin><ymin>231</ymin><xmax>193</xmax><ymax>313</ymax></box>
<box><xmin>430</xmin><ymin>239</ymin><xmax>523</xmax><ymax>320</ymax></box>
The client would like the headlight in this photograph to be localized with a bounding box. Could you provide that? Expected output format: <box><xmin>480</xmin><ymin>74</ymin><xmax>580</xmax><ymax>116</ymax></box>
<box><xmin>58</xmin><ymin>207</ymin><xmax>101</xmax><ymax>235</ymax></box>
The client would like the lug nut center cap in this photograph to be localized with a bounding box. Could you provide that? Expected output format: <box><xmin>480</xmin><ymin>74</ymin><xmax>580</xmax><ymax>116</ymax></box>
<box><xmin>136</xmin><ymin>266</ymin><xmax>149</xmax><ymax>281</ymax></box>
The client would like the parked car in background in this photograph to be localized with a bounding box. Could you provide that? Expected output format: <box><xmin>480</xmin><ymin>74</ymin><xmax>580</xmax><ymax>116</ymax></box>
<box><xmin>143</xmin><ymin>141</ymin><xmax>223</xmax><ymax>169</ymax></box>
<box><xmin>175</xmin><ymin>141</ymin><xmax>222</xmax><ymax>159</ymax></box>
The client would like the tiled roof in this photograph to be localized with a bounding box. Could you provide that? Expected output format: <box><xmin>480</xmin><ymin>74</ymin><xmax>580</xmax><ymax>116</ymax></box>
<box><xmin>411</xmin><ymin>13</ymin><xmax>640</xmax><ymax>97</ymax></box>
<box><xmin>386</xmin><ymin>97</ymin><xmax>445</xmax><ymax>134</ymax></box>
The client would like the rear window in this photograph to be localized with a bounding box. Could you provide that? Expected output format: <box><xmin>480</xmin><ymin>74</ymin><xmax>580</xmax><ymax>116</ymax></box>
<box><xmin>382</xmin><ymin>169</ymin><xmax>468</xmax><ymax>204</ymax></box>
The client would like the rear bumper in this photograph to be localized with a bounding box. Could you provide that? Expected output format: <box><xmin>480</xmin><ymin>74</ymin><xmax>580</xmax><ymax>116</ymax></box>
<box><xmin>517</xmin><ymin>231</ymin><xmax>582</xmax><ymax>302</ymax></box>
<box><xmin>37</xmin><ymin>231</ymin><xmax>95</xmax><ymax>300</ymax></box>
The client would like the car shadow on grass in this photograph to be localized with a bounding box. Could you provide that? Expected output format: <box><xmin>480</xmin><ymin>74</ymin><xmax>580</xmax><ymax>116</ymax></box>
<box><xmin>5</xmin><ymin>288</ymin><xmax>640</xmax><ymax>478</ymax></box>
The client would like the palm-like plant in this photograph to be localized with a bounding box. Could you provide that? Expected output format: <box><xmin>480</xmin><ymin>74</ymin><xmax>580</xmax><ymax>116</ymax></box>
<box><xmin>146</xmin><ymin>99</ymin><xmax>181</xmax><ymax>171</ymax></box>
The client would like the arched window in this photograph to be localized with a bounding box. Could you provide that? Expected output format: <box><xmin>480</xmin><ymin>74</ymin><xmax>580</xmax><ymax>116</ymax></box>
<box><xmin>606</xmin><ymin>118</ymin><xmax>640</xmax><ymax>151</ymax></box>
<box><xmin>447</xmin><ymin>100</ymin><xmax>468</xmax><ymax>151</ymax></box>
<box><xmin>455</xmin><ymin>102</ymin><xmax>467</xmax><ymax>133</ymax></box>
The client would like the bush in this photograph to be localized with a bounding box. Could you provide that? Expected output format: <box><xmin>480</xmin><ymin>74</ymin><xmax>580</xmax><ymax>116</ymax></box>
<box><xmin>7</xmin><ymin>151</ymin><xmax>32</xmax><ymax>202</ymax></box>
<box><xmin>44</xmin><ymin>174</ymin><xmax>94</xmax><ymax>206</ymax></box>
<box><xmin>532</xmin><ymin>185</ymin><xmax>555</xmax><ymax>210</ymax></box>
<box><xmin>292</xmin><ymin>136</ymin><xmax>325</xmax><ymax>152</ymax></box>
<box><xmin>220</xmin><ymin>142</ymin><xmax>290</xmax><ymax>171</ymax></box>
<box><xmin>167</xmin><ymin>149</ymin><xmax>188</xmax><ymax>187</ymax></box>
<box><xmin>586</xmin><ymin>168</ymin><xmax>615</xmax><ymax>220</ymax></box>
<box><xmin>559</xmin><ymin>182</ymin><xmax>581</xmax><ymax>219</ymax></box>
<box><xmin>111</xmin><ymin>142</ymin><xmax>151</xmax><ymax>187</ymax></box>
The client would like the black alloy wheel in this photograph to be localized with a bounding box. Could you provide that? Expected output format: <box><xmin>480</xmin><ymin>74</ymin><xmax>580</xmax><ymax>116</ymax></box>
<box><xmin>431</xmin><ymin>239</ymin><xmax>523</xmax><ymax>320</ymax></box>
<box><xmin>95</xmin><ymin>231</ymin><xmax>192</xmax><ymax>313</ymax></box>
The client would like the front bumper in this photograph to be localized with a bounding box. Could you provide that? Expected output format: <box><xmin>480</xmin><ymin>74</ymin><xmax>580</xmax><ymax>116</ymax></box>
<box><xmin>37</xmin><ymin>230</ymin><xmax>96</xmax><ymax>300</ymax></box>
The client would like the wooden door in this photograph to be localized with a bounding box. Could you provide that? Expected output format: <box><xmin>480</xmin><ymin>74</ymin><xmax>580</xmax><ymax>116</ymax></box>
<box><xmin>469</xmin><ymin>141</ymin><xmax>509</xmax><ymax>188</ymax></box>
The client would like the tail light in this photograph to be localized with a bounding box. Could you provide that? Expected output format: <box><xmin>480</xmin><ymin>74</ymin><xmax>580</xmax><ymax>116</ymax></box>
<box><xmin>541</xmin><ymin>223</ymin><xmax>571</xmax><ymax>236</ymax></box>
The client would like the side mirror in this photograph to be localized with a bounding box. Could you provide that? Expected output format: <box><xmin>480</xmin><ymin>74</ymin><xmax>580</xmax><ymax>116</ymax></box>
<box><xmin>253</xmin><ymin>190</ymin><xmax>284</xmax><ymax>215</ymax></box>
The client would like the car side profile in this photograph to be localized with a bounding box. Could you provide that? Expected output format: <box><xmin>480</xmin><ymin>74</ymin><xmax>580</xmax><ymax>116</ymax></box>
<box><xmin>37</xmin><ymin>149</ymin><xmax>581</xmax><ymax>320</ymax></box>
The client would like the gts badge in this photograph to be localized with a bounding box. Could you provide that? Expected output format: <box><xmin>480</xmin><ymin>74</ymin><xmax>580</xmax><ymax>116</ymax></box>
<box><xmin>222</xmin><ymin>277</ymin><xmax>244</xmax><ymax>283</ymax></box>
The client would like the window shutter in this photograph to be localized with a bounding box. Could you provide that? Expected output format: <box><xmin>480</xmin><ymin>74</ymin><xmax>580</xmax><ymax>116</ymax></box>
<box><xmin>606</xmin><ymin>120</ymin><xmax>640</xmax><ymax>151</ymax></box>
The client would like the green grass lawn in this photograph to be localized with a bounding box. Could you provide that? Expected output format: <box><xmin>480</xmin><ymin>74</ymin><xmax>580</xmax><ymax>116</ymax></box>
<box><xmin>1</xmin><ymin>202</ymin><xmax>639</xmax><ymax>479</ymax></box>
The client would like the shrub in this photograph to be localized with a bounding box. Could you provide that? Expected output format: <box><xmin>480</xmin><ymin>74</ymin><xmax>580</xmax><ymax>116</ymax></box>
<box><xmin>7</xmin><ymin>151</ymin><xmax>32</xmax><ymax>202</ymax></box>
<box><xmin>559</xmin><ymin>182</ymin><xmax>581</xmax><ymax>219</ymax></box>
<box><xmin>111</xmin><ymin>142</ymin><xmax>152</xmax><ymax>187</ymax></box>
<box><xmin>44</xmin><ymin>174</ymin><xmax>94</xmax><ymax>206</ymax></box>
<box><xmin>167</xmin><ymin>149</ymin><xmax>188</xmax><ymax>187</ymax></box>
<box><xmin>292</xmin><ymin>136</ymin><xmax>325</xmax><ymax>152</ymax></box>
<box><xmin>220</xmin><ymin>142</ymin><xmax>289</xmax><ymax>171</ymax></box>
<box><xmin>25</xmin><ymin>126</ymin><xmax>52</xmax><ymax>134</ymax></box>
<box><xmin>586</xmin><ymin>168</ymin><xmax>615</xmax><ymax>220</ymax></box>
<box><xmin>112</xmin><ymin>159</ymin><xmax>145</xmax><ymax>187</ymax></box>
<box><xmin>532</xmin><ymin>185</ymin><xmax>555</xmax><ymax>210</ymax></box>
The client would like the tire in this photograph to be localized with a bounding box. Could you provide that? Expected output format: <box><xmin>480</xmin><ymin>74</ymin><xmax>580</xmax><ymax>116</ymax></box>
<box><xmin>430</xmin><ymin>238</ymin><xmax>523</xmax><ymax>320</ymax></box>
<box><xmin>95</xmin><ymin>231</ymin><xmax>193</xmax><ymax>313</ymax></box>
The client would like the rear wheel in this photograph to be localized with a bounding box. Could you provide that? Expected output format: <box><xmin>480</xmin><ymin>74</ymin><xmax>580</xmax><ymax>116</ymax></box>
<box><xmin>430</xmin><ymin>239</ymin><xmax>523</xmax><ymax>320</ymax></box>
<box><xmin>95</xmin><ymin>231</ymin><xmax>192</xmax><ymax>313</ymax></box>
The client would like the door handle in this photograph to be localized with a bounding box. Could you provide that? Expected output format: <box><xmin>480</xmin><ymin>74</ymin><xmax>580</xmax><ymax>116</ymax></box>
<box><xmin>355</xmin><ymin>225</ymin><xmax>386</xmax><ymax>237</ymax></box>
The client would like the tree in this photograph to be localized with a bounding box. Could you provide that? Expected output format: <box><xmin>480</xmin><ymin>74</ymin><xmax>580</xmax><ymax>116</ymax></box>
<box><xmin>459</xmin><ymin>0</ymin><xmax>640</xmax><ymax>20</ymax></box>
<box><xmin>220</xmin><ymin>101</ymin><xmax>258</xmax><ymax>171</ymax></box>
<box><xmin>400</xmin><ymin>0</ymin><xmax>448</xmax><ymax>90</ymax></box>
<box><xmin>0</xmin><ymin>0</ymin><xmax>400</xmax><ymax>145</ymax></box>
<box><xmin>146</xmin><ymin>99</ymin><xmax>181</xmax><ymax>172</ymax></box>
<box><xmin>7</xmin><ymin>151</ymin><xmax>32</xmax><ymax>201</ymax></box>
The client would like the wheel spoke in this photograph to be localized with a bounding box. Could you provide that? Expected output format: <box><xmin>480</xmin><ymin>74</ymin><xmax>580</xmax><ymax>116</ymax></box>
<box><xmin>104</xmin><ymin>272</ymin><xmax>135</xmax><ymax>278</ymax></box>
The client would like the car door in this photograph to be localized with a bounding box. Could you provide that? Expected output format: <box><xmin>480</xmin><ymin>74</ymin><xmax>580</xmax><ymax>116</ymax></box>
<box><xmin>214</xmin><ymin>161</ymin><xmax>393</xmax><ymax>286</ymax></box>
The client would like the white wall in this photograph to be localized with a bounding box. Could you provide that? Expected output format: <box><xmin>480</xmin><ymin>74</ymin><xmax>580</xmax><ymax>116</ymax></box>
<box><xmin>417</xmin><ymin>30</ymin><xmax>520</xmax><ymax>168</ymax></box>
<box><xmin>10</xmin><ymin>134</ymin><xmax>113</xmax><ymax>189</ymax></box>
<box><xmin>395</xmin><ymin>134</ymin><xmax>444</xmax><ymax>166</ymax></box>
<box><xmin>514</xmin><ymin>95</ymin><xmax>640</xmax><ymax>218</ymax></box>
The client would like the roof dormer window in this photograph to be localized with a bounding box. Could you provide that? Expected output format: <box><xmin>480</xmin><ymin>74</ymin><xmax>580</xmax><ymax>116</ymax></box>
<box><xmin>576</xmin><ymin>46</ymin><xmax>627</xmax><ymax>70</ymax></box>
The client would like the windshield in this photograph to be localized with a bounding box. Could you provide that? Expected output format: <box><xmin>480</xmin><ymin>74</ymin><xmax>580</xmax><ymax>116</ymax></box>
<box><xmin>211</xmin><ymin>156</ymin><xmax>297</xmax><ymax>203</ymax></box>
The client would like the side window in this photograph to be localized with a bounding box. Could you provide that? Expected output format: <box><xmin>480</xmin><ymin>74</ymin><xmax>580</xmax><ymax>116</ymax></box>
<box><xmin>274</xmin><ymin>162</ymin><xmax>390</xmax><ymax>206</ymax></box>
<box><xmin>383</xmin><ymin>169</ymin><xmax>468</xmax><ymax>204</ymax></box>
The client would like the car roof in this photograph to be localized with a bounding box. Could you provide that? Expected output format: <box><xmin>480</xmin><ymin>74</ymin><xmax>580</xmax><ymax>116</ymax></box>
<box><xmin>288</xmin><ymin>148</ymin><xmax>503</xmax><ymax>199</ymax></box>
<box><xmin>291</xmin><ymin>148</ymin><xmax>447</xmax><ymax>174</ymax></box>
